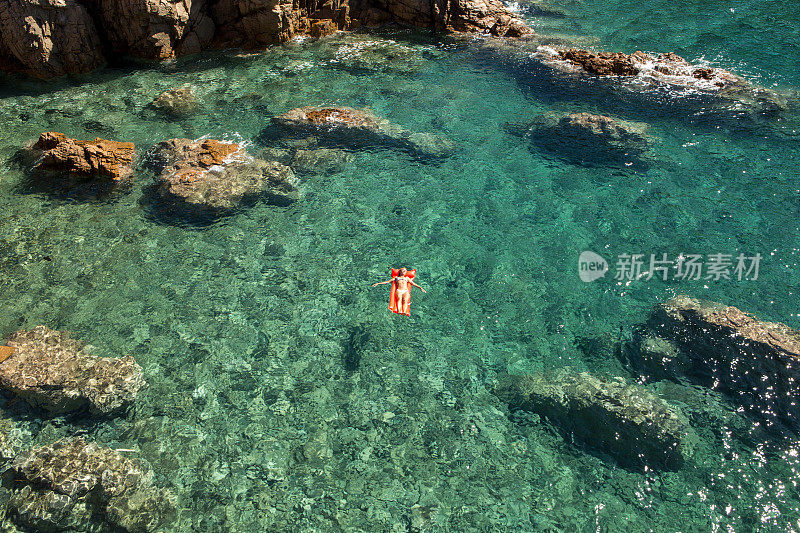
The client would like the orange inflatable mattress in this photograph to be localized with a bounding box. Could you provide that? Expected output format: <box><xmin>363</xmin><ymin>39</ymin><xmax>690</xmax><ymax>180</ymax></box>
<box><xmin>389</xmin><ymin>268</ymin><xmax>416</xmax><ymax>316</ymax></box>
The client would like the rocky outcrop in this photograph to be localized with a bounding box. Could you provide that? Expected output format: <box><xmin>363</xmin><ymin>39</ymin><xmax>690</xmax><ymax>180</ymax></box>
<box><xmin>644</xmin><ymin>295</ymin><xmax>800</xmax><ymax>428</ymax></box>
<box><xmin>495</xmin><ymin>369</ymin><xmax>694</xmax><ymax>469</ymax></box>
<box><xmin>271</xmin><ymin>106</ymin><xmax>456</xmax><ymax>158</ymax></box>
<box><xmin>149</xmin><ymin>138</ymin><xmax>299</xmax><ymax>212</ymax></box>
<box><xmin>0</xmin><ymin>326</ymin><xmax>145</xmax><ymax>416</ymax></box>
<box><xmin>3</xmin><ymin>438</ymin><xmax>175</xmax><ymax>532</ymax></box>
<box><xmin>0</xmin><ymin>0</ymin><xmax>529</xmax><ymax>78</ymax></box>
<box><xmin>514</xmin><ymin>111</ymin><xmax>650</xmax><ymax>163</ymax></box>
<box><xmin>212</xmin><ymin>0</ymin><xmax>351</xmax><ymax>49</ymax></box>
<box><xmin>352</xmin><ymin>0</ymin><xmax>531</xmax><ymax>37</ymax></box>
<box><xmin>30</xmin><ymin>132</ymin><xmax>135</xmax><ymax>181</ymax></box>
<box><xmin>91</xmin><ymin>0</ymin><xmax>216</xmax><ymax>58</ymax></box>
<box><xmin>151</xmin><ymin>84</ymin><xmax>201</xmax><ymax>116</ymax></box>
<box><xmin>537</xmin><ymin>48</ymin><xmax>788</xmax><ymax>114</ymax></box>
<box><xmin>0</xmin><ymin>0</ymin><xmax>106</xmax><ymax>78</ymax></box>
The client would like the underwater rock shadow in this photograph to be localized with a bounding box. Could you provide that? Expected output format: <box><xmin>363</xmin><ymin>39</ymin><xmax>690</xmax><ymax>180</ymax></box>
<box><xmin>256</xmin><ymin>122</ymin><xmax>455</xmax><ymax>166</ymax></box>
<box><xmin>502</xmin><ymin>122</ymin><xmax>653</xmax><ymax>170</ymax></box>
<box><xmin>9</xmin><ymin>149</ymin><xmax>132</xmax><ymax>203</ymax></box>
<box><xmin>138</xmin><ymin>180</ymin><xmax>290</xmax><ymax>229</ymax></box>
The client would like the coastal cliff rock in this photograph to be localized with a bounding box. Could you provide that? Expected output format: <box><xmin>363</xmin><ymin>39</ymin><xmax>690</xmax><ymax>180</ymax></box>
<box><xmin>212</xmin><ymin>0</ymin><xmax>351</xmax><ymax>48</ymax></box>
<box><xmin>149</xmin><ymin>138</ymin><xmax>299</xmax><ymax>212</ymax></box>
<box><xmin>91</xmin><ymin>0</ymin><xmax>216</xmax><ymax>58</ymax></box>
<box><xmin>0</xmin><ymin>0</ymin><xmax>106</xmax><ymax>78</ymax></box>
<box><xmin>352</xmin><ymin>0</ymin><xmax>531</xmax><ymax>37</ymax></box>
<box><xmin>0</xmin><ymin>0</ymin><xmax>529</xmax><ymax>78</ymax></box>
<box><xmin>30</xmin><ymin>132</ymin><xmax>135</xmax><ymax>181</ymax></box>
<box><xmin>495</xmin><ymin>369</ymin><xmax>694</xmax><ymax>469</ymax></box>
<box><xmin>271</xmin><ymin>106</ymin><xmax>456</xmax><ymax>158</ymax></box>
<box><xmin>3</xmin><ymin>438</ymin><xmax>175</xmax><ymax>532</ymax></box>
<box><xmin>0</xmin><ymin>326</ymin><xmax>145</xmax><ymax>416</ymax></box>
<box><xmin>538</xmin><ymin>47</ymin><xmax>788</xmax><ymax>114</ymax></box>
<box><xmin>643</xmin><ymin>295</ymin><xmax>800</xmax><ymax>428</ymax></box>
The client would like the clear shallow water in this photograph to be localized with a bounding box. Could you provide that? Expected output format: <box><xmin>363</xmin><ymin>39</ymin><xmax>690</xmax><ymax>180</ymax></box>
<box><xmin>0</xmin><ymin>2</ymin><xmax>799</xmax><ymax>530</ymax></box>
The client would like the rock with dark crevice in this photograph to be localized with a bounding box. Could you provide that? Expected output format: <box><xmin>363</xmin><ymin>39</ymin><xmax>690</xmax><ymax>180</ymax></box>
<box><xmin>0</xmin><ymin>326</ymin><xmax>145</xmax><ymax>416</ymax></box>
<box><xmin>4</xmin><ymin>438</ymin><xmax>176</xmax><ymax>533</ymax></box>
<box><xmin>495</xmin><ymin>369</ymin><xmax>695</xmax><ymax>469</ymax></box>
<box><xmin>0</xmin><ymin>0</ymin><xmax>106</xmax><ymax>79</ymax></box>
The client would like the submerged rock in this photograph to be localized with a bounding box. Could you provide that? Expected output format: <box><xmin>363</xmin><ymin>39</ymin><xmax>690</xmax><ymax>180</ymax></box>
<box><xmin>4</xmin><ymin>438</ymin><xmax>175</xmax><ymax>532</ymax></box>
<box><xmin>151</xmin><ymin>85</ymin><xmax>200</xmax><ymax>117</ymax></box>
<box><xmin>149</xmin><ymin>138</ymin><xmax>300</xmax><ymax>212</ymax></box>
<box><xmin>0</xmin><ymin>326</ymin><xmax>145</xmax><ymax>416</ymax></box>
<box><xmin>516</xmin><ymin>111</ymin><xmax>651</xmax><ymax>163</ymax></box>
<box><xmin>30</xmin><ymin>132</ymin><xmax>135</xmax><ymax>181</ymax></box>
<box><xmin>537</xmin><ymin>47</ymin><xmax>788</xmax><ymax>114</ymax></box>
<box><xmin>324</xmin><ymin>34</ymin><xmax>425</xmax><ymax>73</ymax></box>
<box><xmin>271</xmin><ymin>106</ymin><xmax>456</xmax><ymax>158</ymax></box>
<box><xmin>645</xmin><ymin>295</ymin><xmax>800</xmax><ymax>428</ymax></box>
<box><xmin>495</xmin><ymin>369</ymin><xmax>694</xmax><ymax>469</ymax></box>
<box><xmin>263</xmin><ymin>145</ymin><xmax>351</xmax><ymax>175</ymax></box>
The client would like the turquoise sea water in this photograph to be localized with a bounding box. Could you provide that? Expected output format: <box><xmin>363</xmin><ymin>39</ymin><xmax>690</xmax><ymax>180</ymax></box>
<box><xmin>1</xmin><ymin>0</ymin><xmax>800</xmax><ymax>530</ymax></box>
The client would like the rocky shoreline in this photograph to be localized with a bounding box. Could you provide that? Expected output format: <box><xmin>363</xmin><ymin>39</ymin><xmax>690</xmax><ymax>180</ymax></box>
<box><xmin>0</xmin><ymin>0</ymin><xmax>530</xmax><ymax>79</ymax></box>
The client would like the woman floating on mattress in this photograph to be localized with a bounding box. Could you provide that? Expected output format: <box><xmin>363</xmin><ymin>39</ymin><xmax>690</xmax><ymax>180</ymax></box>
<box><xmin>372</xmin><ymin>267</ymin><xmax>427</xmax><ymax>316</ymax></box>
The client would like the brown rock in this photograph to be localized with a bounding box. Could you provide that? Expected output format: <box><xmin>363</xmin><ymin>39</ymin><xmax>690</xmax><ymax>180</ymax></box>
<box><xmin>0</xmin><ymin>326</ymin><xmax>146</xmax><ymax>415</ymax></box>
<box><xmin>94</xmin><ymin>0</ymin><xmax>215</xmax><ymax>59</ymax></box>
<box><xmin>31</xmin><ymin>132</ymin><xmax>135</xmax><ymax>181</ymax></box>
<box><xmin>0</xmin><ymin>0</ymin><xmax>105</xmax><ymax>78</ymax></box>
<box><xmin>351</xmin><ymin>0</ymin><xmax>531</xmax><ymax>37</ymax></box>
<box><xmin>149</xmin><ymin>138</ymin><xmax>300</xmax><ymax>211</ymax></box>
<box><xmin>542</xmin><ymin>48</ymin><xmax>789</xmax><ymax>114</ymax></box>
<box><xmin>0</xmin><ymin>346</ymin><xmax>14</xmax><ymax>364</ymax></box>
<box><xmin>309</xmin><ymin>18</ymin><xmax>339</xmax><ymax>38</ymax></box>
<box><xmin>5</xmin><ymin>438</ymin><xmax>175</xmax><ymax>532</ymax></box>
<box><xmin>557</xmin><ymin>48</ymin><xmax>639</xmax><ymax>76</ymax></box>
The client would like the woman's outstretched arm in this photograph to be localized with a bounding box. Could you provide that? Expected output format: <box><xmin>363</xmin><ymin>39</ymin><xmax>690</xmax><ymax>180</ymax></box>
<box><xmin>372</xmin><ymin>278</ymin><xmax>395</xmax><ymax>287</ymax></box>
<box><xmin>409</xmin><ymin>280</ymin><xmax>427</xmax><ymax>292</ymax></box>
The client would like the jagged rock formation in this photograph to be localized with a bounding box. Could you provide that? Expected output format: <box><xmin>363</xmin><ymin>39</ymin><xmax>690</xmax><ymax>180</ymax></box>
<box><xmin>0</xmin><ymin>326</ymin><xmax>145</xmax><ymax>416</ymax></box>
<box><xmin>0</xmin><ymin>0</ymin><xmax>106</xmax><ymax>79</ymax></box>
<box><xmin>0</xmin><ymin>0</ymin><xmax>529</xmax><ymax>78</ymax></box>
<box><xmin>352</xmin><ymin>0</ymin><xmax>531</xmax><ymax>37</ymax></box>
<box><xmin>149</xmin><ymin>138</ymin><xmax>300</xmax><ymax>212</ymax></box>
<box><xmin>537</xmin><ymin>47</ymin><xmax>788</xmax><ymax>114</ymax></box>
<box><xmin>271</xmin><ymin>106</ymin><xmax>456</xmax><ymax>158</ymax></box>
<box><xmin>643</xmin><ymin>295</ymin><xmax>800</xmax><ymax>428</ymax></box>
<box><xmin>495</xmin><ymin>369</ymin><xmax>695</xmax><ymax>469</ymax></box>
<box><xmin>3</xmin><ymin>438</ymin><xmax>175</xmax><ymax>532</ymax></box>
<box><xmin>29</xmin><ymin>132</ymin><xmax>135</xmax><ymax>181</ymax></box>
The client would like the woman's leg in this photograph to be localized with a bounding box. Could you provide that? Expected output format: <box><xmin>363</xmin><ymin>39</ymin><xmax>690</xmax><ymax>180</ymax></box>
<box><xmin>401</xmin><ymin>291</ymin><xmax>411</xmax><ymax>314</ymax></box>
